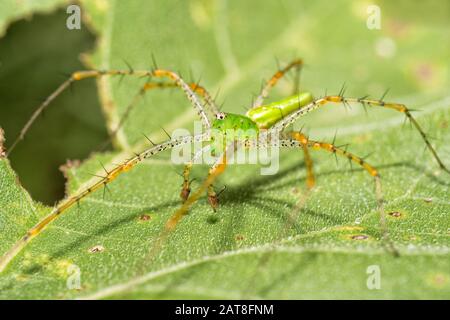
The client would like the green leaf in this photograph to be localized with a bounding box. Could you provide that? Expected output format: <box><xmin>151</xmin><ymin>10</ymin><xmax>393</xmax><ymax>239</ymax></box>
<box><xmin>0</xmin><ymin>0</ymin><xmax>449</xmax><ymax>299</ymax></box>
<box><xmin>0</xmin><ymin>0</ymin><xmax>67</xmax><ymax>37</ymax></box>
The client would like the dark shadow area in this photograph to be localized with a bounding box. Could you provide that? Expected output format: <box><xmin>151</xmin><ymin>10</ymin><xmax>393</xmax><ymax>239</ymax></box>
<box><xmin>0</xmin><ymin>9</ymin><xmax>110</xmax><ymax>205</ymax></box>
<box><xmin>49</xmin><ymin>158</ymin><xmax>434</xmax><ymax>262</ymax></box>
<box><xmin>261</xmin><ymin>161</ymin><xmax>450</xmax><ymax>191</ymax></box>
<box><xmin>211</xmin><ymin>161</ymin><xmax>316</xmax><ymax>252</ymax></box>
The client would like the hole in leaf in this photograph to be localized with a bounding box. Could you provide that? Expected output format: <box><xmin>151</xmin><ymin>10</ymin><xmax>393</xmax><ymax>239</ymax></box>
<box><xmin>0</xmin><ymin>9</ymin><xmax>110</xmax><ymax>205</ymax></box>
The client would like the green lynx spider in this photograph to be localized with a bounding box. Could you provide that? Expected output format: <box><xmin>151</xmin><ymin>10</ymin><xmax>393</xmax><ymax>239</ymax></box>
<box><xmin>0</xmin><ymin>59</ymin><xmax>448</xmax><ymax>272</ymax></box>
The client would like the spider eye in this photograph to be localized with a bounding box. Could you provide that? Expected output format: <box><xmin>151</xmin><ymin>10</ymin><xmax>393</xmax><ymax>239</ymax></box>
<box><xmin>216</xmin><ymin>112</ymin><xmax>226</xmax><ymax>120</ymax></box>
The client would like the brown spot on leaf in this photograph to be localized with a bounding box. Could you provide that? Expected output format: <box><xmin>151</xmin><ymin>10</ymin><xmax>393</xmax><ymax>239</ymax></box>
<box><xmin>388</xmin><ymin>210</ymin><xmax>408</xmax><ymax>220</ymax></box>
<box><xmin>426</xmin><ymin>273</ymin><xmax>449</xmax><ymax>289</ymax></box>
<box><xmin>389</xmin><ymin>211</ymin><xmax>402</xmax><ymax>218</ymax></box>
<box><xmin>139</xmin><ymin>214</ymin><xmax>151</xmax><ymax>221</ymax></box>
<box><xmin>351</xmin><ymin>234</ymin><xmax>369</xmax><ymax>240</ymax></box>
<box><xmin>88</xmin><ymin>245</ymin><xmax>104</xmax><ymax>253</ymax></box>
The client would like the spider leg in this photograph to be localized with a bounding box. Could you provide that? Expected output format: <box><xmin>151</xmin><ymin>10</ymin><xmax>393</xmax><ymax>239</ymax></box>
<box><xmin>252</xmin><ymin>58</ymin><xmax>303</xmax><ymax>108</ymax></box>
<box><xmin>142</xmin><ymin>144</ymin><xmax>229</xmax><ymax>268</ymax></box>
<box><xmin>207</xmin><ymin>184</ymin><xmax>219</xmax><ymax>211</ymax></box>
<box><xmin>165</xmin><ymin>144</ymin><xmax>232</xmax><ymax>231</ymax></box>
<box><xmin>180</xmin><ymin>145</ymin><xmax>211</xmax><ymax>202</ymax></box>
<box><xmin>279</xmin><ymin>136</ymin><xmax>398</xmax><ymax>256</ymax></box>
<box><xmin>151</xmin><ymin>69</ymin><xmax>212</xmax><ymax>127</ymax></box>
<box><xmin>7</xmin><ymin>68</ymin><xmax>213</xmax><ymax>155</ymax></box>
<box><xmin>180</xmin><ymin>163</ymin><xmax>193</xmax><ymax>202</ymax></box>
<box><xmin>271</xmin><ymin>95</ymin><xmax>449</xmax><ymax>173</ymax></box>
<box><xmin>104</xmin><ymin>81</ymin><xmax>218</xmax><ymax>149</ymax></box>
<box><xmin>137</xmin><ymin>81</ymin><xmax>219</xmax><ymax>125</ymax></box>
<box><xmin>289</xmin><ymin>131</ymin><xmax>315</xmax><ymax>189</ymax></box>
<box><xmin>0</xmin><ymin>133</ymin><xmax>209</xmax><ymax>272</ymax></box>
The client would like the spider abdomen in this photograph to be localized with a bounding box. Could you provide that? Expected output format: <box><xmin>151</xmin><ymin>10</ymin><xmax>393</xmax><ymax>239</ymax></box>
<box><xmin>246</xmin><ymin>91</ymin><xmax>314</xmax><ymax>129</ymax></box>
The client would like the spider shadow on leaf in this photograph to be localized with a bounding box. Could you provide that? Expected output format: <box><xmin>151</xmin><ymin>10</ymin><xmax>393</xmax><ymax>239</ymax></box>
<box><xmin>14</xmin><ymin>155</ymin><xmax>444</xmax><ymax>289</ymax></box>
<box><xmin>204</xmin><ymin>158</ymin><xmax>442</xmax><ymax>277</ymax></box>
<box><xmin>209</xmin><ymin>160</ymin><xmax>328</xmax><ymax>252</ymax></box>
